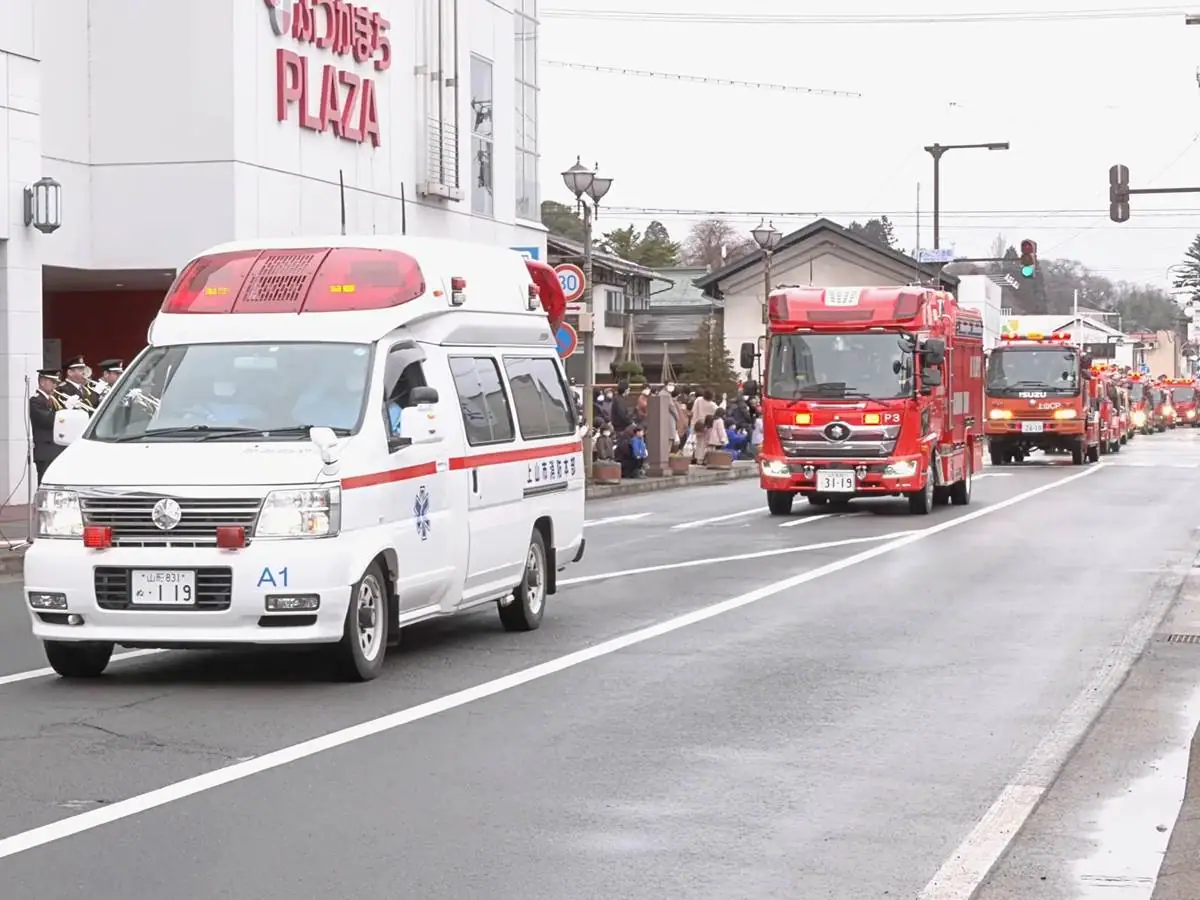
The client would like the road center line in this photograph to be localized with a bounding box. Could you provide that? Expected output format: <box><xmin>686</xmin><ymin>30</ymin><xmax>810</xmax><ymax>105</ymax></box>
<box><xmin>670</xmin><ymin>507</ymin><xmax>765</xmax><ymax>529</ymax></box>
<box><xmin>0</xmin><ymin>650</ymin><xmax>164</xmax><ymax>688</ymax></box>
<box><xmin>559</xmin><ymin>531</ymin><xmax>911</xmax><ymax>587</ymax></box>
<box><xmin>779</xmin><ymin>513</ymin><xmax>834</xmax><ymax>528</ymax></box>
<box><xmin>0</xmin><ymin>463</ymin><xmax>1105</xmax><ymax>861</ymax></box>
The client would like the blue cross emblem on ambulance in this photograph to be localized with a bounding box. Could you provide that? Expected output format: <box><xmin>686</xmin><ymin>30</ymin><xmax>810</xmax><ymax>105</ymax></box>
<box><xmin>413</xmin><ymin>486</ymin><xmax>431</xmax><ymax>540</ymax></box>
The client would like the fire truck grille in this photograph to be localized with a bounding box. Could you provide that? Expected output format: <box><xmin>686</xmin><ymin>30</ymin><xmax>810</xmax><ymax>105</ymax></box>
<box><xmin>781</xmin><ymin>442</ymin><xmax>895</xmax><ymax>459</ymax></box>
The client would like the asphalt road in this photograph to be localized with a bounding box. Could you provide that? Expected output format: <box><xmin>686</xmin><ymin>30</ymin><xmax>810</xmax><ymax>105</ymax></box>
<box><xmin>2</xmin><ymin>433</ymin><xmax>1200</xmax><ymax>899</ymax></box>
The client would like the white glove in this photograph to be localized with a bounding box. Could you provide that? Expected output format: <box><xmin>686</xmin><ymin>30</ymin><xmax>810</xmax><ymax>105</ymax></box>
<box><xmin>63</xmin><ymin>395</ymin><xmax>81</xmax><ymax>409</ymax></box>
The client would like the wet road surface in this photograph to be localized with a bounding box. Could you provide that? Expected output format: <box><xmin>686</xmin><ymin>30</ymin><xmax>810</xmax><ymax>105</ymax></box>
<box><xmin>2</xmin><ymin>433</ymin><xmax>1200</xmax><ymax>898</ymax></box>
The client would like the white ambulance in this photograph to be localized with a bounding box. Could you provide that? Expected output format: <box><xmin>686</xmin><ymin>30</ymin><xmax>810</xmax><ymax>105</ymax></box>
<box><xmin>25</xmin><ymin>236</ymin><xmax>586</xmax><ymax>681</ymax></box>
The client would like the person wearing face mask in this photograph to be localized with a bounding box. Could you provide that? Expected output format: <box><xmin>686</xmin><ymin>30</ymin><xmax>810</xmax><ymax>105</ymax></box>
<box><xmin>610</xmin><ymin>380</ymin><xmax>634</xmax><ymax>431</ymax></box>
<box><xmin>594</xmin><ymin>420</ymin><xmax>615</xmax><ymax>460</ymax></box>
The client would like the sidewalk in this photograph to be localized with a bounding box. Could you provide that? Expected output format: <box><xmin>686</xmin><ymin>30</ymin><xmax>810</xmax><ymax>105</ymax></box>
<box><xmin>0</xmin><ymin>503</ymin><xmax>28</xmax><ymax>577</ymax></box>
<box><xmin>585</xmin><ymin>460</ymin><xmax>757</xmax><ymax>500</ymax></box>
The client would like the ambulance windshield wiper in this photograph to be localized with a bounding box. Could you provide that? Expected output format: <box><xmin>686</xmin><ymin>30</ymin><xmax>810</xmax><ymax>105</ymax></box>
<box><xmin>113</xmin><ymin>425</ymin><xmax>264</xmax><ymax>442</ymax></box>
<box><xmin>238</xmin><ymin>425</ymin><xmax>354</xmax><ymax>439</ymax></box>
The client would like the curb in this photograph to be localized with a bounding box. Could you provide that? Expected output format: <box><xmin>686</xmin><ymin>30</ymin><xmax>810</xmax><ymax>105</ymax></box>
<box><xmin>585</xmin><ymin>464</ymin><xmax>757</xmax><ymax>500</ymax></box>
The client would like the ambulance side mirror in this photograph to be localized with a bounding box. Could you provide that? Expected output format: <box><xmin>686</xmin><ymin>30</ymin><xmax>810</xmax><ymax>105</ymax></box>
<box><xmin>53</xmin><ymin>408</ymin><xmax>89</xmax><ymax>446</ymax></box>
<box><xmin>396</xmin><ymin>395</ymin><xmax>443</xmax><ymax>450</ymax></box>
<box><xmin>739</xmin><ymin>343</ymin><xmax>757</xmax><ymax>370</ymax></box>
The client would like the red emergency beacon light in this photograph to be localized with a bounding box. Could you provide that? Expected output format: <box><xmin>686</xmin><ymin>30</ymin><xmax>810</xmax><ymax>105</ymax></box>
<box><xmin>524</xmin><ymin>259</ymin><xmax>566</xmax><ymax>331</ymax></box>
<box><xmin>999</xmin><ymin>332</ymin><xmax>1072</xmax><ymax>342</ymax></box>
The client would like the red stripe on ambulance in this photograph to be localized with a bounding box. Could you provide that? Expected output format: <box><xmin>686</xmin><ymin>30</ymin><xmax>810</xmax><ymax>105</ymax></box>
<box><xmin>341</xmin><ymin>440</ymin><xmax>582</xmax><ymax>490</ymax></box>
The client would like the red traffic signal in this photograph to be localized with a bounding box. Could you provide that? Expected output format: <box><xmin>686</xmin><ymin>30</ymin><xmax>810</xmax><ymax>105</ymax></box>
<box><xmin>1019</xmin><ymin>239</ymin><xmax>1037</xmax><ymax>278</ymax></box>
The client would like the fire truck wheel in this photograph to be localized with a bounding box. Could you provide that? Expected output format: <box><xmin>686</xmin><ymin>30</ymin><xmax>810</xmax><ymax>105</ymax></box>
<box><xmin>1086</xmin><ymin>443</ymin><xmax>1101</xmax><ymax>463</ymax></box>
<box><xmin>1111</xmin><ymin>439</ymin><xmax>1121</xmax><ymax>453</ymax></box>
<box><xmin>767</xmin><ymin>491</ymin><xmax>795</xmax><ymax>515</ymax></box>
<box><xmin>949</xmin><ymin>464</ymin><xmax>972</xmax><ymax>506</ymax></box>
<box><xmin>989</xmin><ymin>447</ymin><xmax>1004</xmax><ymax>467</ymax></box>
<box><xmin>907</xmin><ymin>465</ymin><xmax>935</xmax><ymax>515</ymax></box>
<box><xmin>1071</xmin><ymin>441</ymin><xmax>1085</xmax><ymax>465</ymax></box>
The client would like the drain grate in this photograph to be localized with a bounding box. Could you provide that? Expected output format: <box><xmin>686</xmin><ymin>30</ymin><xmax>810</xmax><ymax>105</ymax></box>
<box><xmin>1165</xmin><ymin>633</ymin><xmax>1200</xmax><ymax>644</ymax></box>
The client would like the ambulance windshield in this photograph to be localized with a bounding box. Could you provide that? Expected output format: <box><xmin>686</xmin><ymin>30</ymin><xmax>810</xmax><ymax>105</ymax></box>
<box><xmin>986</xmin><ymin>347</ymin><xmax>1080</xmax><ymax>395</ymax></box>
<box><xmin>88</xmin><ymin>341</ymin><xmax>374</xmax><ymax>442</ymax></box>
<box><xmin>764</xmin><ymin>332</ymin><xmax>915</xmax><ymax>401</ymax></box>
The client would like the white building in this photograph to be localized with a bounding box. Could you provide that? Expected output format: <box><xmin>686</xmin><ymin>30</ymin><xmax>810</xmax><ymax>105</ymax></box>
<box><xmin>954</xmin><ymin>275</ymin><xmax>1004</xmax><ymax>350</ymax></box>
<box><xmin>0</xmin><ymin>0</ymin><xmax>545</xmax><ymax>497</ymax></box>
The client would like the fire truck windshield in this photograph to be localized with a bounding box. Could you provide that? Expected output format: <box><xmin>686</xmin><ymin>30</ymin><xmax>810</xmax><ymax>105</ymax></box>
<box><xmin>1130</xmin><ymin>383</ymin><xmax>1146</xmax><ymax>402</ymax></box>
<box><xmin>1173</xmin><ymin>386</ymin><xmax>1196</xmax><ymax>402</ymax></box>
<box><xmin>764</xmin><ymin>332</ymin><xmax>915</xmax><ymax>401</ymax></box>
<box><xmin>986</xmin><ymin>347</ymin><xmax>1080</xmax><ymax>396</ymax></box>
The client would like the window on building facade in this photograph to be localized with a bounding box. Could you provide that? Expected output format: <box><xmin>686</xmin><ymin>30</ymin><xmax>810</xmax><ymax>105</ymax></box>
<box><xmin>514</xmin><ymin>0</ymin><xmax>539</xmax><ymax>220</ymax></box>
<box><xmin>470</xmin><ymin>55</ymin><xmax>494</xmax><ymax>217</ymax></box>
<box><xmin>422</xmin><ymin>0</ymin><xmax>461</xmax><ymax>199</ymax></box>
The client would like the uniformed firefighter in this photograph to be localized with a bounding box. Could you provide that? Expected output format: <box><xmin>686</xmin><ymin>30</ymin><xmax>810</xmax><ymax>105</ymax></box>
<box><xmin>29</xmin><ymin>368</ymin><xmax>65</xmax><ymax>482</ymax></box>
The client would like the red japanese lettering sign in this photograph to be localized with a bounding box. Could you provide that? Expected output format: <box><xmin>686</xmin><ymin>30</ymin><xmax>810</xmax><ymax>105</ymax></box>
<box><xmin>264</xmin><ymin>0</ymin><xmax>387</xmax><ymax>147</ymax></box>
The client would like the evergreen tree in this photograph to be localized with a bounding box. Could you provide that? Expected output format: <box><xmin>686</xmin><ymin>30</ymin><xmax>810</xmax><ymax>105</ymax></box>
<box><xmin>682</xmin><ymin>315</ymin><xmax>739</xmax><ymax>397</ymax></box>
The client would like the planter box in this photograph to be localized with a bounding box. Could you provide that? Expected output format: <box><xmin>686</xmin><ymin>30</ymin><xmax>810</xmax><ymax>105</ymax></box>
<box><xmin>668</xmin><ymin>456</ymin><xmax>691</xmax><ymax>476</ymax></box>
<box><xmin>705</xmin><ymin>450</ymin><xmax>734</xmax><ymax>469</ymax></box>
<box><xmin>593</xmin><ymin>460</ymin><xmax>623</xmax><ymax>484</ymax></box>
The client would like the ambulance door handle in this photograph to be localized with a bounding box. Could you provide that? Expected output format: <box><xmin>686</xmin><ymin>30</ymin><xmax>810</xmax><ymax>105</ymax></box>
<box><xmin>471</xmin><ymin>469</ymin><xmax>478</xmax><ymax>492</ymax></box>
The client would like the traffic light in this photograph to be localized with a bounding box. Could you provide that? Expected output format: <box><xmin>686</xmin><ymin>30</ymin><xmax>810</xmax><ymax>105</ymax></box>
<box><xmin>1019</xmin><ymin>239</ymin><xmax>1037</xmax><ymax>278</ymax></box>
<box><xmin>1109</xmin><ymin>164</ymin><xmax>1130</xmax><ymax>222</ymax></box>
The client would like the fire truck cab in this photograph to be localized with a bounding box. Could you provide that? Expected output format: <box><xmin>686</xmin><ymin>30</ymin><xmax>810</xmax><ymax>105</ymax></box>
<box><xmin>1165</xmin><ymin>377</ymin><xmax>1199</xmax><ymax>426</ymax></box>
<box><xmin>743</xmin><ymin>285</ymin><xmax>983</xmax><ymax>516</ymax></box>
<box><xmin>985</xmin><ymin>331</ymin><xmax>1100</xmax><ymax>465</ymax></box>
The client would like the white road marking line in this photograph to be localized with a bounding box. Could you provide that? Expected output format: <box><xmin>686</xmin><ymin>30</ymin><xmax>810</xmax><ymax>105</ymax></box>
<box><xmin>583</xmin><ymin>513</ymin><xmax>652</xmax><ymax>527</ymax></box>
<box><xmin>0</xmin><ymin>463</ymin><xmax>1105</xmax><ymax>861</ymax></box>
<box><xmin>0</xmin><ymin>650</ymin><xmax>165</xmax><ymax>688</ymax></box>
<box><xmin>778</xmin><ymin>513</ymin><xmax>834</xmax><ymax>528</ymax></box>
<box><xmin>670</xmin><ymin>507</ymin><xmax>765</xmax><ymax>529</ymax></box>
<box><xmin>972</xmin><ymin>472</ymin><xmax>1011</xmax><ymax>479</ymax></box>
<box><xmin>559</xmin><ymin>532</ymin><xmax>912</xmax><ymax>586</ymax></box>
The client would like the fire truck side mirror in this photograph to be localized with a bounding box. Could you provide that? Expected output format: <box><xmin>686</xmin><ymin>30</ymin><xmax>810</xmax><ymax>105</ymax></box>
<box><xmin>920</xmin><ymin>367</ymin><xmax>943</xmax><ymax>393</ymax></box>
<box><xmin>739</xmin><ymin>343</ymin><xmax>757</xmax><ymax>369</ymax></box>
<box><xmin>921</xmin><ymin>338</ymin><xmax>946</xmax><ymax>366</ymax></box>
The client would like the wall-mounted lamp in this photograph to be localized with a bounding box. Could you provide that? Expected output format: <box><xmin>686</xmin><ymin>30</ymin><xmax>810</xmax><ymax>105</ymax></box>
<box><xmin>23</xmin><ymin>177</ymin><xmax>62</xmax><ymax>234</ymax></box>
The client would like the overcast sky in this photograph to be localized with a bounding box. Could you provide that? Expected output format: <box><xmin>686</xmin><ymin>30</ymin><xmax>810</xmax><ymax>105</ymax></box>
<box><xmin>538</xmin><ymin>0</ymin><xmax>1200</xmax><ymax>290</ymax></box>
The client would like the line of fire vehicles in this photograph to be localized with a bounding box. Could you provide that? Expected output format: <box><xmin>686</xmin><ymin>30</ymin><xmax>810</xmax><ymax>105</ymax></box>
<box><xmin>744</xmin><ymin>285</ymin><xmax>1196</xmax><ymax>518</ymax></box>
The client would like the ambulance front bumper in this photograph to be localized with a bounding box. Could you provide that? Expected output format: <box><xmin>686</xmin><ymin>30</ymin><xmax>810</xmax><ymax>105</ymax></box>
<box><xmin>24</xmin><ymin>538</ymin><xmax>357</xmax><ymax>647</ymax></box>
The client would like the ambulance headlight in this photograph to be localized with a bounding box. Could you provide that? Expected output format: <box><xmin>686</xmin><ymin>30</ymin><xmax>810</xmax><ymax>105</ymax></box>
<box><xmin>1053</xmin><ymin>408</ymin><xmax>1077</xmax><ymax>419</ymax></box>
<box><xmin>1132</xmin><ymin>411</ymin><xmax>1146</xmax><ymax>425</ymax></box>
<box><xmin>255</xmin><ymin>487</ymin><xmax>341</xmax><ymax>538</ymax></box>
<box><xmin>35</xmin><ymin>489</ymin><xmax>83</xmax><ymax>538</ymax></box>
<box><xmin>761</xmin><ymin>459</ymin><xmax>790</xmax><ymax>478</ymax></box>
<box><xmin>883</xmin><ymin>460</ymin><xmax>919</xmax><ymax>478</ymax></box>
<box><xmin>989</xmin><ymin>409</ymin><xmax>1012</xmax><ymax>420</ymax></box>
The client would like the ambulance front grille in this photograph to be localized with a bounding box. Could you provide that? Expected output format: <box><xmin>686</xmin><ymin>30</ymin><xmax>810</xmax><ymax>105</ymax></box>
<box><xmin>80</xmin><ymin>495</ymin><xmax>263</xmax><ymax>548</ymax></box>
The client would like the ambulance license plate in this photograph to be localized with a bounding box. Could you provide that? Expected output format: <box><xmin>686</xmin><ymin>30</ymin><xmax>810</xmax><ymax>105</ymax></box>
<box><xmin>131</xmin><ymin>570</ymin><xmax>196</xmax><ymax>605</ymax></box>
<box><xmin>816</xmin><ymin>470</ymin><xmax>856</xmax><ymax>493</ymax></box>
<box><xmin>1021</xmin><ymin>422</ymin><xmax>1044</xmax><ymax>433</ymax></box>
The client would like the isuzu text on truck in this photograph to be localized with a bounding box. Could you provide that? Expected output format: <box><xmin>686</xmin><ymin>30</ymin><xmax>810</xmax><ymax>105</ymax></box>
<box><xmin>741</xmin><ymin>285</ymin><xmax>983</xmax><ymax>517</ymax></box>
<box><xmin>985</xmin><ymin>331</ymin><xmax>1100</xmax><ymax>465</ymax></box>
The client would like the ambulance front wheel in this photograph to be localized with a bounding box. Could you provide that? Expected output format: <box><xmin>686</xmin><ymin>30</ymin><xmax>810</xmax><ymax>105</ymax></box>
<box><xmin>333</xmin><ymin>562</ymin><xmax>390</xmax><ymax>682</ymax></box>
<box><xmin>499</xmin><ymin>529</ymin><xmax>547</xmax><ymax>632</ymax></box>
<box><xmin>767</xmin><ymin>491</ymin><xmax>795</xmax><ymax>515</ymax></box>
<box><xmin>43</xmin><ymin>640</ymin><xmax>113</xmax><ymax>679</ymax></box>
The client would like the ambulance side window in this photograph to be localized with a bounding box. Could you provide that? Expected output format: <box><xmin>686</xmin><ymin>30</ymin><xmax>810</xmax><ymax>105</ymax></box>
<box><xmin>449</xmin><ymin>356</ymin><xmax>516</xmax><ymax>446</ymax></box>
<box><xmin>381</xmin><ymin>344</ymin><xmax>428</xmax><ymax>436</ymax></box>
<box><xmin>502</xmin><ymin>356</ymin><xmax>576</xmax><ymax>440</ymax></box>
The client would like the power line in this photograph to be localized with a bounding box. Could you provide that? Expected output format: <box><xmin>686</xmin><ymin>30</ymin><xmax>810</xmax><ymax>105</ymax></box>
<box><xmin>543</xmin><ymin>60</ymin><xmax>862</xmax><ymax>98</ymax></box>
<box><xmin>600</xmin><ymin>205</ymin><xmax>1200</xmax><ymax>219</ymax></box>
<box><xmin>541</xmin><ymin>6</ymin><xmax>1194</xmax><ymax>25</ymax></box>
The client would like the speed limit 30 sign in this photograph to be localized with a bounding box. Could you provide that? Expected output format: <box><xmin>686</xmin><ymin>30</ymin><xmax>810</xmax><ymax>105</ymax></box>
<box><xmin>554</xmin><ymin>264</ymin><xmax>586</xmax><ymax>303</ymax></box>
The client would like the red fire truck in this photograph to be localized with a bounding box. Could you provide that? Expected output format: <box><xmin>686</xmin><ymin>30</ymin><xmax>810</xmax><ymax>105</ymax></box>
<box><xmin>1165</xmin><ymin>376</ymin><xmax>1200</xmax><ymax>426</ymax></box>
<box><xmin>985</xmin><ymin>332</ymin><xmax>1100</xmax><ymax>464</ymax></box>
<box><xmin>742</xmin><ymin>285</ymin><xmax>983</xmax><ymax>516</ymax></box>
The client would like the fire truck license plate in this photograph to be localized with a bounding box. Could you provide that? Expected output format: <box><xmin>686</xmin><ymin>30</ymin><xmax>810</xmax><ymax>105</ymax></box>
<box><xmin>816</xmin><ymin>471</ymin><xmax>856</xmax><ymax>493</ymax></box>
<box><xmin>1021</xmin><ymin>422</ymin><xmax>1044</xmax><ymax>433</ymax></box>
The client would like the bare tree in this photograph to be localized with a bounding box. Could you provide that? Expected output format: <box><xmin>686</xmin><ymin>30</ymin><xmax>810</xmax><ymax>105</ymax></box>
<box><xmin>682</xmin><ymin>218</ymin><xmax>758</xmax><ymax>270</ymax></box>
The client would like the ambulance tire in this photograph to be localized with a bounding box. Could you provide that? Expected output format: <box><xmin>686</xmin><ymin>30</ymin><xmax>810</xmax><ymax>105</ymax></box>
<box><xmin>907</xmin><ymin>462</ymin><xmax>935</xmax><ymax>515</ymax></box>
<box><xmin>767</xmin><ymin>491</ymin><xmax>795</xmax><ymax>515</ymax></box>
<box><xmin>333</xmin><ymin>562</ymin><xmax>389</xmax><ymax>682</ymax></box>
<box><xmin>43</xmin><ymin>640</ymin><xmax>113</xmax><ymax>679</ymax></box>
<box><xmin>1086</xmin><ymin>442</ymin><xmax>1101</xmax><ymax>463</ymax></box>
<box><xmin>499</xmin><ymin>530</ymin><xmax>547</xmax><ymax>633</ymax></box>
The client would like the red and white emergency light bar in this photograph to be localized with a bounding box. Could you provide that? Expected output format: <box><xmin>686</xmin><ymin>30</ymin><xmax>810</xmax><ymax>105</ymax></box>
<box><xmin>158</xmin><ymin>247</ymin><xmax>564</xmax><ymax>327</ymax></box>
<box><xmin>998</xmin><ymin>331</ymin><xmax>1072</xmax><ymax>343</ymax></box>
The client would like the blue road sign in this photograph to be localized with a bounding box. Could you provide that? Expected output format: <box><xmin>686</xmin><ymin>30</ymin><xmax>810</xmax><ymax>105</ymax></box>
<box><xmin>512</xmin><ymin>246</ymin><xmax>541</xmax><ymax>260</ymax></box>
<box><xmin>555</xmin><ymin>323</ymin><xmax>578</xmax><ymax>359</ymax></box>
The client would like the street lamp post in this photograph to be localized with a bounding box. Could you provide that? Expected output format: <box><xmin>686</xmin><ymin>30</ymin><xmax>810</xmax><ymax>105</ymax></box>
<box><xmin>923</xmin><ymin>142</ymin><xmax>1010</xmax><ymax>249</ymax></box>
<box><xmin>561</xmin><ymin>156</ymin><xmax>612</xmax><ymax>477</ymax></box>
<box><xmin>751</xmin><ymin>220</ymin><xmax>782</xmax><ymax>383</ymax></box>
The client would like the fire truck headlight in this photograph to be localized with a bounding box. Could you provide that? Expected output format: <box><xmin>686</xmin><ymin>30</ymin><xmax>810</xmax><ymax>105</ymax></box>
<box><xmin>1188</xmin><ymin>410</ymin><xmax>1195</xmax><ymax>419</ymax></box>
<box><xmin>989</xmin><ymin>409</ymin><xmax>1012</xmax><ymax>420</ymax></box>
<box><xmin>1132</xmin><ymin>411</ymin><xmax>1146</xmax><ymax>426</ymax></box>
<box><xmin>761</xmin><ymin>459</ymin><xmax>790</xmax><ymax>478</ymax></box>
<box><xmin>883</xmin><ymin>460</ymin><xmax>919</xmax><ymax>478</ymax></box>
<box><xmin>1053</xmin><ymin>408</ymin><xmax>1077</xmax><ymax>419</ymax></box>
